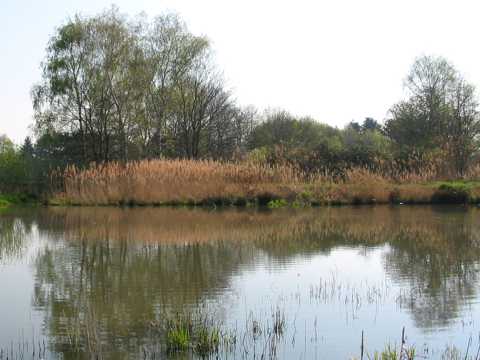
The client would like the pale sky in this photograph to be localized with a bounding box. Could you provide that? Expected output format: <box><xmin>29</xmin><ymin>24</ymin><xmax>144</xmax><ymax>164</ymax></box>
<box><xmin>1</xmin><ymin>0</ymin><xmax>480</xmax><ymax>143</ymax></box>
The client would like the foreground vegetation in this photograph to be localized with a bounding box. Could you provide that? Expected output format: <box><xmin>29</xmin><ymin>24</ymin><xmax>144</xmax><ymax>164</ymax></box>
<box><xmin>0</xmin><ymin>308</ymin><xmax>476</xmax><ymax>360</ymax></box>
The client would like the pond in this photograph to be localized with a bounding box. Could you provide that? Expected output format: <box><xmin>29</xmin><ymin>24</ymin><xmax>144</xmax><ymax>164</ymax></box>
<box><xmin>0</xmin><ymin>206</ymin><xmax>479</xmax><ymax>359</ymax></box>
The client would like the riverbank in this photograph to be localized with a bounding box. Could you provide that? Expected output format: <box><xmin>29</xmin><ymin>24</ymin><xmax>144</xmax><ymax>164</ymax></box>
<box><xmin>50</xmin><ymin>184</ymin><xmax>480</xmax><ymax>207</ymax></box>
<box><xmin>0</xmin><ymin>193</ymin><xmax>39</xmax><ymax>208</ymax></box>
<box><xmin>49</xmin><ymin>159</ymin><xmax>480</xmax><ymax>207</ymax></box>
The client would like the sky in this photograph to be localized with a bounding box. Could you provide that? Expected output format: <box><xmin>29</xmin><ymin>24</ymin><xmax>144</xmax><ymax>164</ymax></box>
<box><xmin>2</xmin><ymin>0</ymin><xmax>480</xmax><ymax>143</ymax></box>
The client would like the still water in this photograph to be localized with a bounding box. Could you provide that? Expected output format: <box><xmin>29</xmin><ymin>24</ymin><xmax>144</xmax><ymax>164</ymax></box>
<box><xmin>0</xmin><ymin>206</ymin><xmax>479</xmax><ymax>359</ymax></box>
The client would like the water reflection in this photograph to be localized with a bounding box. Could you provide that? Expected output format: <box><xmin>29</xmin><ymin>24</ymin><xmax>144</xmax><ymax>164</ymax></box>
<box><xmin>0</xmin><ymin>212</ymin><xmax>30</xmax><ymax>263</ymax></box>
<box><xmin>1</xmin><ymin>206</ymin><xmax>480</xmax><ymax>359</ymax></box>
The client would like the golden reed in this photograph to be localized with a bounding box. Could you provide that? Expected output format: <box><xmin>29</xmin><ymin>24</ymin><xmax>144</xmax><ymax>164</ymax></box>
<box><xmin>51</xmin><ymin>159</ymin><xmax>480</xmax><ymax>206</ymax></box>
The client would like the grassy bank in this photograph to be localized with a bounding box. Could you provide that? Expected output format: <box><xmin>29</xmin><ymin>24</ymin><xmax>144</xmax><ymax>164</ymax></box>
<box><xmin>50</xmin><ymin>159</ymin><xmax>480</xmax><ymax>207</ymax></box>
<box><xmin>0</xmin><ymin>193</ymin><xmax>38</xmax><ymax>208</ymax></box>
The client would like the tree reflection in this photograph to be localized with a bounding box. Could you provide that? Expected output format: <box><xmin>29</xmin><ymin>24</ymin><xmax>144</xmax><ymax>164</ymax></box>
<box><xmin>4</xmin><ymin>206</ymin><xmax>480</xmax><ymax>358</ymax></box>
<box><xmin>0</xmin><ymin>210</ymin><xmax>32</xmax><ymax>263</ymax></box>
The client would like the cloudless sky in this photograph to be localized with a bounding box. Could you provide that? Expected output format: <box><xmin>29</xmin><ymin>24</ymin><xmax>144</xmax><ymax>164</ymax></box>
<box><xmin>2</xmin><ymin>0</ymin><xmax>480</xmax><ymax>143</ymax></box>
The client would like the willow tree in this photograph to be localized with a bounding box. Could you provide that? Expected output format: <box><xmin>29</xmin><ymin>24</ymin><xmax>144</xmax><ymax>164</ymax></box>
<box><xmin>31</xmin><ymin>8</ymin><xmax>136</xmax><ymax>163</ymax></box>
<box><xmin>142</xmin><ymin>14</ymin><xmax>210</xmax><ymax>158</ymax></box>
<box><xmin>31</xmin><ymin>17</ymin><xmax>93</xmax><ymax>162</ymax></box>
<box><xmin>32</xmin><ymin>8</ymin><xmax>250</xmax><ymax>163</ymax></box>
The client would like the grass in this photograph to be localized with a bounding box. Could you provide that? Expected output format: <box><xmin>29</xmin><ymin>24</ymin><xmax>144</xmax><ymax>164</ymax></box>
<box><xmin>163</xmin><ymin>312</ymin><xmax>222</xmax><ymax>356</ymax></box>
<box><xmin>3</xmin><ymin>301</ymin><xmax>478</xmax><ymax>360</ymax></box>
<box><xmin>362</xmin><ymin>343</ymin><xmax>416</xmax><ymax>360</ymax></box>
<box><xmin>0</xmin><ymin>198</ymin><xmax>9</xmax><ymax>208</ymax></box>
<box><xmin>0</xmin><ymin>193</ymin><xmax>39</xmax><ymax>208</ymax></box>
<box><xmin>50</xmin><ymin>159</ymin><xmax>480</xmax><ymax>207</ymax></box>
<box><xmin>166</xmin><ymin>325</ymin><xmax>190</xmax><ymax>353</ymax></box>
<box><xmin>194</xmin><ymin>326</ymin><xmax>220</xmax><ymax>356</ymax></box>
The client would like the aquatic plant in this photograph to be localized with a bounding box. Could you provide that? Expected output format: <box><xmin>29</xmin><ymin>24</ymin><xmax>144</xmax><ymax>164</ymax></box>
<box><xmin>194</xmin><ymin>326</ymin><xmax>220</xmax><ymax>356</ymax></box>
<box><xmin>272</xmin><ymin>308</ymin><xmax>286</xmax><ymax>337</ymax></box>
<box><xmin>165</xmin><ymin>313</ymin><xmax>192</xmax><ymax>354</ymax></box>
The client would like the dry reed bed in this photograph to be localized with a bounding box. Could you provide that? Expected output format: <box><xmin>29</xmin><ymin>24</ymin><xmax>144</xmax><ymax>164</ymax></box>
<box><xmin>53</xmin><ymin>159</ymin><xmax>480</xmax><ymax>206</ymax></box>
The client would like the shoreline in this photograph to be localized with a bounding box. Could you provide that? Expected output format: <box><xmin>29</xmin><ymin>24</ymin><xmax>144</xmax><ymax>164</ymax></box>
<box><xmin>23</xmin><ymin>181</ymin><xmax>480</xmax><ymax>208</ymax></box>
<box><xmin>3</xmin><ymin>180</ymin><xmax>480</xmax><ymax>209</ymax></box>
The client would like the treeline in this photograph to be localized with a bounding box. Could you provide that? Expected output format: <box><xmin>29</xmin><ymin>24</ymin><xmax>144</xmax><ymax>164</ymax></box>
<box><xmin>1</xmin><ymin>7</ymin><xmax>480</xmax><ymax>196</ymax></box>
<box><xmin>31</xmin><ymin>8</ymin><xmax>254</xmax><ymax>163</ymax></box>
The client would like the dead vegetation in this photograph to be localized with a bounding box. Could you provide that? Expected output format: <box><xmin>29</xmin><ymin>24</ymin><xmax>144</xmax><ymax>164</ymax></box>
<box><xmin>51</xmin><ymin>159</ymin><xmax>480</xmax><ymax>206</ymax></box>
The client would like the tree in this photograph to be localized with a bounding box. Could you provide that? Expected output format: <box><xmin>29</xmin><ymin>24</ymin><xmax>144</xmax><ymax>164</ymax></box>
<box><xmin>0</xmin><ymin>135</ymin><xmax>26</xmax><ymax>192</ymax></box>
<box><xmin>248</xmin><ymin>110</ymin><xmax>332</xmax><ymax>151</ymax></box>
<box><xmin>31</xmin><ymin>17</ymin><xmax>92</xmax><ymax>162</ymax></box>
<box><xmin>362</xmin><ymin>117</ymin><xmax>382</xmax><ymax>132</ymax></box>
<box><xmin>446</xmin><ymin>79</ymin><xmax>480</xmax><ymax>174</ymax></box>
<box><xmin>0</xmin><ymin>134</ymin><xmax>14</xmax><ymax>153</ymax></box>
<box><xmin>385</xmin><ymin>55</ymin><xmax>480</xmax><ymax>175</ymax></box>
<box><xmin>32</xmin><ymin>9</ymin><xmax>248</xmax><ymax>163</ymax></box>
<box><xmin>347</xmin><ymin>121</ymin><xmax>362</xmax><ymax>133</ymax></box>
<box><xmin>165</xmin><ymin>49</ymin><xmax>236</xmax><ymax>159</ymax></box>
<box><xmin>342</xmin><ymin>126</ymin><xmax>391</xmax><ymax>168</ymax></box>
<box><xmin>141</xmin><ymin>13</ymin><xmax>210</xmax><ymax>158</ymax></box>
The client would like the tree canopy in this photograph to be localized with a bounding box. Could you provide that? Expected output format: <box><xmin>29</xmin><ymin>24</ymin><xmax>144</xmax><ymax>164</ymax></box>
<box><xmin>385</xmin><ymin>55</ymin><xmax>480</xmax><ymax>174</ymax></box>
<box><xmin>32</xmin><ymin>8</ymin><xmax>252</xmax><ymax>162</ymax></box>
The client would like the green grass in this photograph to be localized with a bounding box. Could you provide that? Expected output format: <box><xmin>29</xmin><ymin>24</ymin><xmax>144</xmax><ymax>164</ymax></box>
<box><xmin>426</xmin><ymin>180</ymin><xmax>480</xmax><ymax>204</ymax></box>
<box><xmin>429</xmin><ymin>179</ymin><xmax>480</xmax><ymax>188</ymax></box>
<box><xmin>163</xmin><ymin>312</ymin><xmax>223</xmax><ymax>357</ymax></box>
<box><xmin>0</xmin><ymin>193</ymin><xmax>39</xmax><ymax>207</ymax></box>
<box><xmin>366</xmin><ymin>344</ymin><xmax>415</xmax><ymax>360</ymax></box>
<box><xmin>166</xmin><ymin>327</ymin><xmax>190</xmax><ymax>353</ymax></box>
<box><xmin>0</xmin><ymin>194</ymin><xmax>16</xmax><ymax>207</ymax></box>
<box><xmin>194</xmin><ymin>327</ymin><xmax>220</xmax><ymax>356</ymax></box>
<box><xmin>267</xmin><ymin>199</ymin><xmax>288</xmax><ymax>208</ymax></box>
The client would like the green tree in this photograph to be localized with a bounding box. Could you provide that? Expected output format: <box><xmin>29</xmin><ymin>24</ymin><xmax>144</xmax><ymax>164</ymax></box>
<box><xmin>0</xmin><ymin>135</ymin><xmax>26</xmax><ymax>192</ymax></box>
<box><xmin>32</xmin><ymin>8</ymin><xmax>249</xmax><ymax>163</ymax></box>
<box><xmin>385</xmin><ymin>55</ymin><xmax>480</xmax><ymax>174</ymax></box>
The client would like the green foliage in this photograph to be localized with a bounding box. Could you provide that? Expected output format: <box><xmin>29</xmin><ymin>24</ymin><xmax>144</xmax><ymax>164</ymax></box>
<box><xmin>248</xmin><ymin>111</ymin><xmax>391</xmax><ymax>177</ymax></box>
<box><xmin>386</xmin><ymin>55</ymin><xmax>480</xmax><ymax>175</ymax></box>
<box><xmin>249</xmin><ymin>110</ymin><xmax>336</xmax><ymax>152</ymax></box>
<box><xmin>0</xmin><ymin>198</ymin><xmax>10</xmax><ymax>208</ymax></box>
<box><xmin>368</xmin><ymin>344</ymin><xmax>416</xmax><ymax>360</ymax></box>
<box><xmin>0</xmin><ymin>193</ymin><xmax>32</xmax><ymax>204</ymax></box>
<box><xmin>0</xmin><ymin>135</ymin><xmax>27</xmax><ymax>193</ymax></box>
<box><xmin>342</xmin><ymin>127</ymin><xmax>392</xmax><ymax>166</ymax></box>
<box><xmin>164</xmin><ymin>312</ymin><xmax>221</xmax><ymax>356</ymax></box>
<box><xmin>432</xmin><ymin>182</ymin><xmax>471</xmax><ymax>204</ymax></box>
<box><xmin>166</xmin><ymin>327</ymin><xmax>190</xmax><ymax>353</ymax></box>
<box><xmin>267</xmin><ymin>199</ymin><xmax>288</xmax><ymax>208</ymax></box>
<box><xmin>194</xmin><ymin>327</ymin><xmax>220</xmax><ymax>356</ymax></box>
<box><xmin>165</xmin><ymin>316</ymin><xmax>191</xmax><ymax>353</ymax></box>
<box><xmin>33</xmin><ymin>8</ymin><xmax>248</xmax><ymax>164</ymax></box>
<box><xmin>247</xmin><ymin>146</ymin><xmax>269</xmax><ymax>164</ymax></box>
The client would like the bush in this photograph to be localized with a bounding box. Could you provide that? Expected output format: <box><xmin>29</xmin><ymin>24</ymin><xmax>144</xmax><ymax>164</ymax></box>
<box><xmin>432</xmin><ymin>183</ymin><xmax>470</xmax><ymax>204</ymax></box>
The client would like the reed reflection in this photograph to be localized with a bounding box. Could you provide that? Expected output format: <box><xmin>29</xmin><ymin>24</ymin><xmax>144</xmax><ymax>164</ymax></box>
<box><xmin>1</xmin><ymin>206</ymin><xmax>479</xmax><ymax>358</ymax></box>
